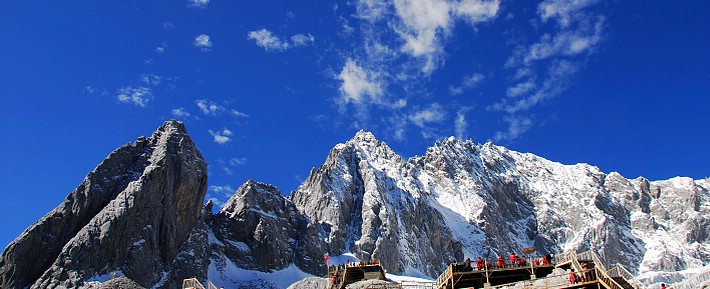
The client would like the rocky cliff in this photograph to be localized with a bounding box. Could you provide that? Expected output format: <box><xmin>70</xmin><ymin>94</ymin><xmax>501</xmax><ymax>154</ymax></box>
<box><xmin>1</xmin><ymin>125</ymin><xmax>707</xmax><ymax>289</ymax></box>
<box><xmin>0</xmin><ymin>120</ymin><xmax>209</xmax><ymax>289</ymax></box>
<box><xmin>290</xmin><ymin>131</ymin><xmax>709</xmax><ymax>277</ymax></box>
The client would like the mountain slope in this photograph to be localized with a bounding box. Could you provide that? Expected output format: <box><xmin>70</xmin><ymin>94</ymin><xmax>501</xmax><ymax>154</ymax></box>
<box><xmin>1</xmin><ymin>125</ymin><xmax>706</xmax><ymax>288</ymax></box>
<box><xmin>292</xmin><ymin>132</ymin><xmax>709</xmax><ymax>277</ymax></box>
<box><xmin>0</xmin><ymin>120</ymin><xmax>209</xmax><ymax>289</ymax></box>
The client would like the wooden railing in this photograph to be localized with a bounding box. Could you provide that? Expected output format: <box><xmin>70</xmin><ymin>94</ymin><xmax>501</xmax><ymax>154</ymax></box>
<box><xmin>607</xmin><ymin>263</ymin><xmax>643</xmax><ymax>289</ymax></box>
<box><xmin>364</xmin><ymin>281</ymin><xmax>437</xmax><ymax>289</ymax></box>
<box><xmin>671</xmin><ymin>267</ymin><xmax>710</xmax><ymax>289</ymax></box>
<box><xmin>181</xmin><ymin>278</ymin><xmax>219</xmax><ymax>289</ymax></box>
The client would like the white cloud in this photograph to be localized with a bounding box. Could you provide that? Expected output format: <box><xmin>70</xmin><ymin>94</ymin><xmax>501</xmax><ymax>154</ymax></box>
<box><xmin>454</xmin><ymin>108</ymin><xmax>471</xmax><ymax>140</ymax></box>
<box><xmin>230</xmin><ymin>109</ymin><xmax>249</xmax><ymax>118</ymax></box>
<box><xmin>394</xmin><ymin>0</ymin><xmax>451</xmax><ymax>56</ymax></box>
<box><xmin>389</xmin><ymin>0</ymin><xmax>499</xmax><ymax>73</ymax></box>
<box><xmin>506</xmin><ymin>80</ymin><xmax>536</xmax><ymax>98</ymax></box>
<box><xmin>248</xmin><ymin>29</ymin><xmax>314</xmax><ymax>51</ymax></box>
<box><xmin>488</xmin><ymin>0</ymin><xmax>605</xmax><ymax>142</ymax></box>
<box><xmin>449</xmin><ymin>86</ymin><xmax>465</xmax><ymax>96</ymax></box>
<box><xmin>229</xmin><ymin>157</ymin><xmax>247</xmax><ymax>166</ymax></box>
<box><xmin>188</xmin><ymin>0</ymin><xmax>209</xmax><ymax>8</ymax></box>
<box><xmin>492</xmin><ymin>60</ymin><xmax>579</xmax><ymax>114</ymax></box>
<box><xmin>163</xmin><ymin>22</ymin><xmax>175</xmax><ymax>30</ymax></box>
<box><xmin>155</xmin><ymin>43</ymin><xmax>167</xmax><ymax>54</ymax></box>
<box><xmin>409</xmin><ymin>103</ymin><xmax>445</xmax><ymax>127</ymax></box>
<box><xmin>117</xmin><ymin>86</ymin><xmax>153</xmax><ymax>107</ymax></box>
<box><xmin>337</xmin><ymin>59</ymin><xmax>384</xmax><ymax>106</ymax></box>
<box><xmin>454</xmin><ymin>0</ymin><xmax>500</xmax><ymax>24</ymax></box>
<box><xmin>248</xmin><ymin>29</ymin><xmax>290</xmax><ymax>51</ymax></box>
<box><xmin>523</xmin><ymin>18</ymin><xmax>603</xmax><ymax>64</ymax></box>
<box><xmin>140</xmin><ymin>73</ymin><xmax>162</xmax><ymax>86</ymax></box>
<box><xmin>493</xmin><ymin>115</ymin><xmax>533</xmax><ymax>142</ymax></box>
<box><xmin>195</xmin><ymin>99</ymin><xmax>249</xmax><ymax>118</ymax></box>
<box><xmin>194</xmin><ymin>34</ymin><xmax>212</xmax><ymax>51</ymax></box>
<box><xmin>195</xmin><ymin>99</ymin><xmax>225</xmax><ymax>115</ymax></box>
<box><xmin>209</xmin><ymin>185</ymin><xmax>233</xmax><ymax>194</ymax></box>
<box><xmin>209</xmin><ymin>129</ymin><xmax>233</xmax><ymax>144</ymax></box>
<box><xmin>356</xmin><ymin>0</ymin><xmax>391</xmax><ymax>22</ymax></box>
<box><xmin>538</xmin><ymin>0</ymin><xmax>600</xmax><ymax>28</ymax></box>
<box><xmin>172</xmin><ymin>108</ymin><xmax>191</xmax><ymax>118</ymax></box>
<box><xmin>291</xmin><ymin>34</ymin><xmax>315</xmax><ymax>47</ymax></box>
<box><xmin>450</xmin><ymin>73</ymin><xmax>485</xmax><ymax>95</ymax></box>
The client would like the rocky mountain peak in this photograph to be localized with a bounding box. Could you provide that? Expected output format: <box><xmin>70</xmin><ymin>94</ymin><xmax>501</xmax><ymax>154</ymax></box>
<box><xmin>0</xmin><ymin>120</ymin><xmax>209</xmax><ymax>289</ymax></box>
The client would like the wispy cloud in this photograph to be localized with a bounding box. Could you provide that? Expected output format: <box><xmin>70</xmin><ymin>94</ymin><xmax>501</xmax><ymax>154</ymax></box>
<box><xmin>330</xmin><ymin>0</ymin><xmax>500</xmax><ymax>138</ymax></box>
<box><xmin>449</xmin><ymin>73</ymin><xmax>485</xmax><ymax>95</ymax></box>
<box><xmin>209</xmin><ymin>185</ymin><xmax>234</xmax><ymax>194</ymax></box>
<box><xmin>172</xmin><ymin>108</ymin><xmax>191</xmax><ymax>118</ymax></box>
<box><xmin>216</xmin><ymin>158</ymin><xmax>248</xmax><ymax>176</ymax></box>
<box><xmin>194</xmin><ymin>34</ymin><xmax>212</xmax><ymax>51</ymax></box>
<box><xmin>195</xmin><ymin>99</ymin><xmax>249</xmax><ymax>118</ymax></box>
<box><xmin>409</xmin><ymin>103</ymin><xmax>445</xmax><ymax>128</ymax></box>
<box><xmin>488</xmin><ymin>0</ymin><xmax>605</xmax><ymax>141</ymax></box>
<box><xmin>187</xmin><ymin>0</ymin><xmax>209</xmax><ymax>8</ymax></box>
<box><xmin>337</xmin><ymin>59</ymin><xmax>384</xmax><ymax>108</ymax></box>
<box><xmin>379</xmin><ymin>0</ymin><xmax>499</xmax><ymax>73</ymax></box>
<box><xmin>206</xmin><ymin>184</ymin><xmax>234</xmax><ymax>208</ymax></box>
<box><xmin>155</xmin><ymin>43</ymin><xmax>167</xmax><ymax>54</ymax></box>
<box><xmin>247</xmin><ymin>29</ymin><xmax>314</xmax><ymax>52</ymax></box>
<box><xmin>538</xmin><ymin>0</ymin><xmax>601</xmax><ymax>28</ymax></box>
<box><xmin>493</xmin><ymin>115</ymin><xmax>533</xmax><ymax>142</ymax></box>
<box><xmin>196</xmin><ymin>99</ymin><xmax>224</xmax><ymax>115</ymax></box>
<box><xmin>209</xmin><ymin>129</ymin><xmax>233</xmax><ymax>144</ymax></box>
<box><xmin>229</xmin><ymin>157</ymin><xmax>247</xmax><ymax>166</ymax></box>
<box><xmin>291</xmin><ymin>33</ymin><xmax>315</xmax><ymax>47</ymax></box>
<box><xmin>455</xmin><ymin>107</ymin><xmax>473</xmax><ymax>140</ymax></box>
<box><xmin>117</xmin><ymin>86</ymin><xmax>153</xmax><ymax>107</ymax></box>
<box><xmin>140</xmin><ymin>73</ymin><xmax>162</xmax><ymax>86</ymax></box>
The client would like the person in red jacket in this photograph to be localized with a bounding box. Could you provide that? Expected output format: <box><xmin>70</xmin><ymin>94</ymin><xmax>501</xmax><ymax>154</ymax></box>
<box><xmin>477</xmin><ymin>257</ymin><xmax>484</xmax><ymax>270</ymax></box>
<box><xmin>569</xmin><ymin>269</ymin><xmax>578</xmax><ymax>284</ymax></box>
<box><xmin>497</xmin><ymin>256</ymin><xmax>505</xmax><ymax>268</ymax></box>
<box><xmin>510</xmin><ymin>253</ymin><xmax>517</xmax><ymax>267</ymax></box>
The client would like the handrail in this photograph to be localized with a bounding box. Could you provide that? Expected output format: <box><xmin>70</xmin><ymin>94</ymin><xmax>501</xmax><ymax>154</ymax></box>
<box><xmin>487</xmin><ymin>267</ymin><xmax>600</xmax><ymax>289</ymax></box>
<box><xmin>588</xmin><ymin>250</ymin><xmax>607</xmax><ymax>273</ymax></box>
<box><xmin>671</xmin><ymin>267</ymin><xmax>710</xmax><ymax>289</ymax></box>
<box><xmin>182</xmin><ymin>278</ymin><xmax>206</xmax><ymax>289</ymax></box>
<box><xmin>607</xmin><ymin>263</ymin><xmax>643</xmax><ymax>289</ymax></box>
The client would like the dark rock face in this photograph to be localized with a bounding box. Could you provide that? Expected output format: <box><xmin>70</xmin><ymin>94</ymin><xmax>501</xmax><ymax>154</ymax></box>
<box><xmin>291</xmin><ymin>133</ymin><xmax>710</xmax><ymax>278</ymax></box>
<box><xmin>209</xmin><ymin>180</ymin><xmax>326</xmax><ymax>276</ymax></box>
<box><xmin>1</xmin><ymin>125</ymin><xmax>707</xmax><ymax>288</ymax></box>
<box><xmin>0</xmin><ymin>120</ymin><xmax>208</xmax><ymax>289</ymax></box>
<box><xmin>95</xmin><ymin>277</ymin><xmax>145</xmax><ymax>289</ymax></box>
<box><xmin>291</xmin><ymin>132</ymin><xmax>462</xmax><ymax>277</ymax></box>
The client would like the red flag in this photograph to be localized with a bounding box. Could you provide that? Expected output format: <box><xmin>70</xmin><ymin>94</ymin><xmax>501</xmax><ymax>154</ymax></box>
<box><xmin>323</xmin><ymin>254</ymin><xmax>330</xmax><ymax>264</ymax></box>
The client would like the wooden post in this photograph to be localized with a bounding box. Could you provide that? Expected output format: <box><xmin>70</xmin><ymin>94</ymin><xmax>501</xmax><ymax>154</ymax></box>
<box><xmin>484</xmin><ymin>259</ymin><xmax>491</xmax><ymax>288</ymax></box>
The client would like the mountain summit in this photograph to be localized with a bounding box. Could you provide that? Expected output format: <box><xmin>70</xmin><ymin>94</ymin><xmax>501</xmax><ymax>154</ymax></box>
<box><xmin>0</xmin><ymin>120</ymin><xmax>209</xmax><ymax>289</ymax></box>
<box><xmin>1</xmin><ymin>127</ymin><xmax>707</xmax><ymax>288</ymax></box>
<box><xmin>291</xmin><ymin>132</ymin><xmax>709</xmax><ymax>277</ymax></box>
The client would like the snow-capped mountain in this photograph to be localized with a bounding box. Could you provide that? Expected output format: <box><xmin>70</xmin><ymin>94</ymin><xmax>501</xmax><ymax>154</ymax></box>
<box><xmin>1</xmin><ymin>122</ymin><xmax>707</xmax><ymax>289</ymax></box>
<box><xmin>292</xmin><ymin>132</ymin><xmax>710</xmax><ymax>277</ymax></box>
<box><xmin>292</xmin><ymin>131</ymin><xmax>709</xmax><ymax>278</ymax></box>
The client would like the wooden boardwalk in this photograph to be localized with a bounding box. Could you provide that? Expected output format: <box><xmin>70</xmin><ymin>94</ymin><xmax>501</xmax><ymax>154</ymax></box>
<box><xmin>434</xmin><ymin>250</ymin><xmax>644</xmax><ymax>289</ymax></box>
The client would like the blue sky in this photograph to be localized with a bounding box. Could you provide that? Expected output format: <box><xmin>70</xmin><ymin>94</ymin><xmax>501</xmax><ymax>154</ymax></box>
<box><xmin>1</xmin><ymin>0</ymin><xmax>708</xmax><ymax>250</ymax></box>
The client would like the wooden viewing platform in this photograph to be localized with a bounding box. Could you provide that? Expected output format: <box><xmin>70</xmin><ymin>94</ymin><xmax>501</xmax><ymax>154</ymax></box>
<box><xmin>435</xmin><ymin>250</ymin><xmax>645</xmax><ymax>289</ymax></box>
<box><xmin>435</xmin><ymin>261</ymin><xmax>556</xmax><ymax>289</ymax></box>
<box><xmin>328</xmin><ymin>260</ymin><xmax>388</xmax><ymax>289</ymax></box>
